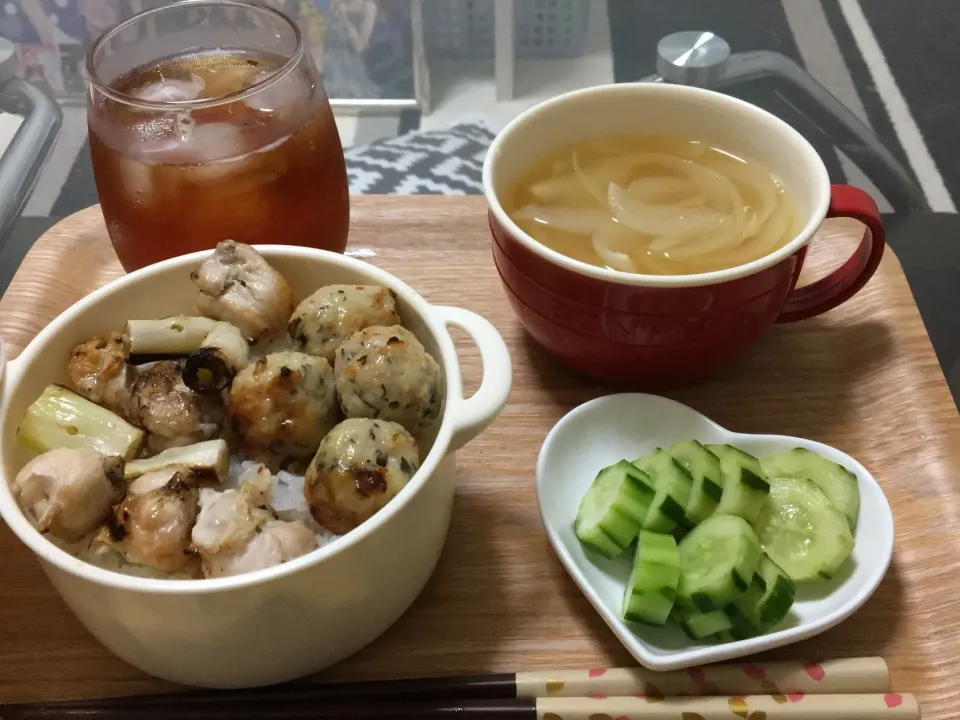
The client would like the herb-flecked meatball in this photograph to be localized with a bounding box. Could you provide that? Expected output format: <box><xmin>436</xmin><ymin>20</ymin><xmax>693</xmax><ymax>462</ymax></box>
<box><xmin>304</xmin><ymin>418</ymin><xmax>420</xmax><ymax>534</ymax></box>
<box><xmin>228</xmin><ymin>352</ymin><xmax>338</xmax><ymax>466</ymax></box>
<box><xmin>288</xmin><ymin>285</ymin><xmax>400</xmax><ymax>362</ymax></box>
<box><xmin>334</xmin><ymin>325</ymin><xmax>441</xmax><ymax>435</ymax></box>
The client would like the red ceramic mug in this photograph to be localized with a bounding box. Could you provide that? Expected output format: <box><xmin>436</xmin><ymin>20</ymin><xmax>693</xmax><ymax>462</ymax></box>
<box><xmin>482</xmin><ymin>83</ymin><xmax>884</xmax><ymax>386</ymax></box>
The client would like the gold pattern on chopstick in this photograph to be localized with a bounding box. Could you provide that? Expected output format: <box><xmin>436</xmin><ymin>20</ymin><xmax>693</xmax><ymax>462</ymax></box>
<box><xmin>762</xmin><ymin>680</ymin><xmax>788</xmax><ymax>704</ymax></box>
<box><xmin>546</xmin><ymin>680</ymin><xmax>566</xmax><ymax>694</ymax></box>
<box><xmin>730</xmin><ymin>696</ymin><xmax>750</xmax><ymax>718</ymax></box>
<box><xmin>641</xmin><ymin>682</ymin><xmax>663</xmax><ymax>702</ymax></box>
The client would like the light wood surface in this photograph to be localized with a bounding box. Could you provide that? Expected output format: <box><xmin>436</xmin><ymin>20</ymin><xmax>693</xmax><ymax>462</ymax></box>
<box><xmin>1</xmin><ymin>198</ymin><xmax>958</xmax><ymax>719</ymax></box>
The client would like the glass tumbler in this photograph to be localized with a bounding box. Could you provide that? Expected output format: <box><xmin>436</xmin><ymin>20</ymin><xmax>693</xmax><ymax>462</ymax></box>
<box><xmin>86</xmin><ymin>0</ymin><xmax>350</xmax><ymax>271</ymax></box>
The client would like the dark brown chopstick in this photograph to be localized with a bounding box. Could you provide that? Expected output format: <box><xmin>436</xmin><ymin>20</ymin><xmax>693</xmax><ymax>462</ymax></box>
<box><xmin>3</xmin><ymin>698</ymin><xmax>535</xmax><ymax>720</ymax></box>
<box><xmin>2</xmin><ymin>694</ymin><xmax>921</xmax><ymax>720</ymax></box>
<box><xmin>5</xmin><ymin>673</ymin><xmax>517</xmax><ymax>713</ymax></box>
<box><xmin>0</xmin><ymin>657</ymin><xmax>891</xmax><ymax>718</ymax></box>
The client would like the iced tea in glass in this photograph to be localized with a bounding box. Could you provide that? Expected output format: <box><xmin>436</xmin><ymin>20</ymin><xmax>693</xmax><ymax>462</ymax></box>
<box><xmin>86</xmin><ymin>0</ymin><xmax>349</xmax><ymax>271</ymax></box>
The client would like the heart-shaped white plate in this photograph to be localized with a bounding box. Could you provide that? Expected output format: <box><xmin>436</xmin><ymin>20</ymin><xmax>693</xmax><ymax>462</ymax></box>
<box><xmin>536</xmin><ymin>393</ymin><xmax>894</xmax><ymax>671</ymax></box>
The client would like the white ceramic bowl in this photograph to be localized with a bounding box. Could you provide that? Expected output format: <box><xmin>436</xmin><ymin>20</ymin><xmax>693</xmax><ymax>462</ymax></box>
<box><xmin>0</xmin><ymin>246</ymin><xmax>512</xmax><ymax>688</ymax></box>
<box><xmin>537</xmin><ymin>393</ymin><xmax>894</xmax><ymax>671</ymax></box>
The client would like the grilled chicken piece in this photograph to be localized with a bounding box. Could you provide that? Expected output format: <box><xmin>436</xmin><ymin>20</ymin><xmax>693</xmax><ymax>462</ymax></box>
<box><xmin>67</xmin><ymin>333</ymin><xmax>138</xmax><ymax>421</ymax></box>
<box><xmin>101</xmin><ymin>466</ymin><xmax>199</xmax><ymax>573</ymax></box>
<box><xmin>191</xmin><ymin>240</ymin><xmax>296</xmax><ymax>341</ymax></box>
<box><xmin>191</xmin><ymin>468</ymin><xmax>274</xmax><ymax>556</ymax></box>
<box><xmin>202</xmin><ymin>520</ymin><xmax>316</xmax><ymax>578</ymax></box>
<box><xmin>12</xmin><ymin>448</ymin><xmax>124</xmax><ymax>540</ymax></box>
<box><xmin>192</xmin><ymin>467</ymin><xmax>316</xmax><ymax>578</ymax></box>
<box><xmin>133</xmin><ymin>360</ymin><xmax>224</xmax><ymax>453</ymax></box>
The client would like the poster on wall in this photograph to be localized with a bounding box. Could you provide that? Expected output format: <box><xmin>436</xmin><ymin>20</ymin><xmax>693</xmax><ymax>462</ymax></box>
<box><xmin>0</xmin><ymin>0</ymin><xmax>123</xmax><ymax>94</ymax></box>
<box><xmin>0</xmin><ymin>0</ymin><xmax>420</xmax><ymax>104</ymax></box>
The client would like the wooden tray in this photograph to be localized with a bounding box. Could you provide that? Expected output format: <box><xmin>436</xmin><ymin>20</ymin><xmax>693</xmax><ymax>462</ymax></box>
<box><xmin>1</xmin><ymin>198</ymin><xmax>959</xmax><ymax>719</ymax></box>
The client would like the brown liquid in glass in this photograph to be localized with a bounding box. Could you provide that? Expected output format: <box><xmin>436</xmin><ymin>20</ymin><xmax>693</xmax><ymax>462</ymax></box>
<box><xmin>89</xmin><ymin>49</ymin><xmax>349</xmax><ymax>271</ymax></box>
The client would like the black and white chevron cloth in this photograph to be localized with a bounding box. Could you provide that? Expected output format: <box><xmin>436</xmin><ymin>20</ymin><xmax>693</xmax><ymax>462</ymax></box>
<box><xmin>344</xmin><ymin>119</ymin><xmax>496</xmax><ymax>195</ymax></box>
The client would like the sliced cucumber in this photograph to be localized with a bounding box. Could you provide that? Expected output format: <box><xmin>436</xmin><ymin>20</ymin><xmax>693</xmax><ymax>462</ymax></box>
<box><xmin>706</xmin><ymin>444</ymin><xmax>770</xmax><ymax>525</ymax></box>
<box><xmin>667</xmin><ymin>440</ymin><xmax>723</xmax><ymax>525</ymax></box>
<box><xmin>722</xmin><ymin>554</ymin><xmax>795</xmax><ymax>639</ymax></box>
<box><xmin>632</xmin><ymin>449</ymin><xmax>693</xmax><ymax>534</ymax></box>
<box><xmin>622</xmin><ymin>531</ymin><xmax>680</xmax><ymax>626</ymax></box>
<box><xmin>754</xmin><ymin>476</ymin><xmax>854</xmax><ymax>581</ymax></box>
<box><xmin>723</xmin><ymin>574</ymin><xmax>764</xmax><ymax>639</ymax></box>
<box><xmin>676</xmin><ymin>513</ymin><xmax>761</xmax><ymax>612</ymax></box>
<box><xmin>674</xmin><ymin>608</ymin><xmax>732</xmax><ymax>640</ymax></box>
<box><xmin>575</xmin><ymin>460</ymin><xmax>656</xmax><ymax>558</ymax></box>
<box><xmin>715</xmin><ymin>630</ymin><xmax>737</xmax><ymax>643</ymax></box>
<box><xmin>750</xmin><ymin>554</ymin><xmax>797</xmax><ymax>627</ymax></box>
<box><xmin>761</xmin><ymin>448</ymin><xmax>860</xmax><ymax>531</ymax></box>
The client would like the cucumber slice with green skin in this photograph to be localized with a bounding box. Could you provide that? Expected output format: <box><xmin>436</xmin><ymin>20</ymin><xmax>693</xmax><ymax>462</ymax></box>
<box><xmin>715</xmin><ymin>630</ymin><xmax>737</xmax><ymax>643</ymax></box>
<box><xmin>754</xmin><ymin>476</ymin><xmax>854</xmax><ymax>581</ymax></box>
<box><xmin>706</xmin><ymin>444</ymin><xmax>771</xmax><ymax>525</ymax></box>
<box><xmin>722</xmin><ymin>578</ymin><xmax>765</xmax><ymax>640</ymax></box>
<box><xmin>575</xmin><ymin>460</ymin><xmax>657</xmax><ymax>558</ymax></box>
<box><xmin>673</xmin><ymin>607</ymin><xmax>733</xmax><ymax>640</ymax></box>
<box><xmin>721</xmin><ymin>554</ymin><xmax>795</xmax><ymax>639</ymax></box>
<box><xmin>761</xmin><ymin>448</ymin><xmax>860</xmax><ymax>531</ymax></box>
<box><xmin>750</xmin><ymin>553</ymin><xmax>797</xmax><ymax>627</ymax></box>
<box><xmin>622</xmin><ymin>531</ymin><xmax>680</xmax><ymax>626</ymax></box>
<box><xmin>667</xmin><ymin>440</ymin><xmax>723</xmax><ymax>525</ymax></box>
<box><xmin>632</xmin><ymin>449</ymin><xmax>693</xmax><ymax>534</ymax></box>
<box><xmin>676</xmin><ymin>513</ymin><xmax>761</xmax><ymax>612</ymax></box>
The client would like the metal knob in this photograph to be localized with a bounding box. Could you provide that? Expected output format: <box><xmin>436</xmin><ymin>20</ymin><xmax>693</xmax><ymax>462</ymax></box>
<box><xmin>656</xmin><ymin>31</ymin><xmax>730</xmax><ymax>87</ymax></box>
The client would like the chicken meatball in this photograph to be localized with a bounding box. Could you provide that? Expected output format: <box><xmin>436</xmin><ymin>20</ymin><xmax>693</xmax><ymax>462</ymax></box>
<box><xmin>288</xmin><ymin>285</ymin><xmax>400</xmax><ymax>362</ymax></box>
<box><xmin>228</xmin><ymin>352</ymin><xmax>338</xmax><ymax>466</ymax></box>
<box><xmin>133</xmin><ymin>361</ymin><xmax>224</xmax><ymax>453</ymax></box>
<box><xmin>191</xmin><ymin>240</ymin><xmax>296</xmax><ymax>341</ymax></box>
<box><xmin>304</xmin><ymin>418</ymin><xmax>420</xmax><ymax>534</ymax></box>
<box><xmin>67</xmin><ymin>333</ymin><xmax>138</xmax><ymax>421</ymax></box>
<box><xmin>334</xmin><ymin>325</ymin><xmax>441</xmax><ymax>434</ymax></box>
<box><xmin>13</xmin><ymin>448</ymin><xmax>124</xmax><ymax>540</ymax></box>
<box><xmin>102</xmin><ymin>466</ymin><xmax>199</xmax><ymax>573</ymax></box>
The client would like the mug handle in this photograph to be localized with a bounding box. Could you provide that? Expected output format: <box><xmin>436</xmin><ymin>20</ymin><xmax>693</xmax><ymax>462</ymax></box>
<box><xmin>434</xmin><ymin>306</ymin><xmax>513</xmax><ymax>453</ymax></box>
<box><xmin>776</xmin><ymin>185</ymin><xmax>885</xmax><ymax>324</ymax></box>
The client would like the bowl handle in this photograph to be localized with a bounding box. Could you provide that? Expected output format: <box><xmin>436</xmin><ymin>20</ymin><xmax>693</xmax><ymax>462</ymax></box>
<box><xmin>434</xmin><ymin>306</ymin><xmax>512</xmax><ymax>453</ymax></box>
<box><xmin>776</xmin><ymin>185</ymin><xmax>885</xmax><ymax>323</ymax></box>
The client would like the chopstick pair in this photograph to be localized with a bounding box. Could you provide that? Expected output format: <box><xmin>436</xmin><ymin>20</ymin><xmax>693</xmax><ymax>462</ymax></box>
<box><xmin>1</xmin><ymin>657</ymin><xmax>918</xmax><ymax>720</ymax></box>
<box><xmin>0</xmin><ymin>695</ymin><xmax>922</xmax><ymax>719</ymax></box>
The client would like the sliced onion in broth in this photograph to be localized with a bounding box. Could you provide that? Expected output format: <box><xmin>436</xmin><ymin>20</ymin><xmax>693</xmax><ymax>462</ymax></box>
<box><xmin>660</xmin><ymin>213</ymin><xmax>749</xmax><ymax>260</ymax></box>
<box><xmin>627</xmin><ymin>176</ymin><xmax>706</xmax><ymax>207</ymax></box>
<box><xmin>592</xmin><ymin>230</ymin><xmax>636</xmax><ymax>272</ymax></box>
<box><xmin>529</xmin><ymin>172</ymin><xmax>591</xmax><ymax>205</ymax></box>
<box><xmin>513</xmin><ymin>204</ymin><xmax>610</xmax><ymax>236</ymax></box>
<box><xmin>608</xmin><ymin>182</ymin><xmax>724</xmax><ymax>237</ymax></box>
